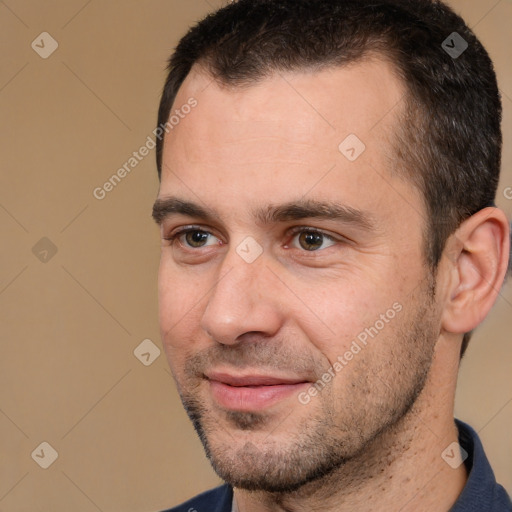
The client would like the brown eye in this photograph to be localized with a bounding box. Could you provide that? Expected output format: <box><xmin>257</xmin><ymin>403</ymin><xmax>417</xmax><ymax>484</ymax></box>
<box><xmin>289</xmin><ymin>229</ymin><xmax>337</xmax><ymax>252</ymax></box>
<box><xmin>164</xmin><ymin>227</ymin><xmax>219</xmax><ymax>249</ymax></box>
<box><xmin>298</xmin><ymin>231</ymin><xmax>325</xmax><ymax>251</ymax></box>
<box><xmin>184</xmin><ymin>230</ymin><xmax>210</xmax><ymax>248</ymax></box>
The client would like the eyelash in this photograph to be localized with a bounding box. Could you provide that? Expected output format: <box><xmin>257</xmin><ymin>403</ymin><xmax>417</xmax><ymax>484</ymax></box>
<box><xmin>162</xmin><ymin>225</ymin><xmax>341</xmax><ymax>251</ymax></box>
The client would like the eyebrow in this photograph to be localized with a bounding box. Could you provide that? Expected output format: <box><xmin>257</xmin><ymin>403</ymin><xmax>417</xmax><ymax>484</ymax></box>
<box><xmin>152</xmin><ymin>196</ymin><xmax>376</xmax><ymax>231</ymax></box>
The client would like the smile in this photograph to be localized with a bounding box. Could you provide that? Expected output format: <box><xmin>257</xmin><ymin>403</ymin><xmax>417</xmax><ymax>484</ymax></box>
<box><xmin>205</xmin><ymin>371</ymin><xmax>310</xmax><ymax>411</ymax></box>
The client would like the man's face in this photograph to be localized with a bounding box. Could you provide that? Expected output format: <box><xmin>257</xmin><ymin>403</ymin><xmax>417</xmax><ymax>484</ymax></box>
<box><xmin>155</xmin><ymin>59</ymin><xmax>441</xmax><ymax>492</ymax></box>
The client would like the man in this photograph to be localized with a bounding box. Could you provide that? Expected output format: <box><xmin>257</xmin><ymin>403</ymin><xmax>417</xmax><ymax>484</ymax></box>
<box><xmin>151</xmin><ymin>0</ymin><xmax>511</xmax><ymax>510</ymax></box>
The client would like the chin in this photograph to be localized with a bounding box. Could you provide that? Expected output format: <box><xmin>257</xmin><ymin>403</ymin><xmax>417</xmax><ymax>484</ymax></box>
<box><xmin>208</xmin><ymin>439</ymin><xmax>349</xmax><ymax>493</ymax></box>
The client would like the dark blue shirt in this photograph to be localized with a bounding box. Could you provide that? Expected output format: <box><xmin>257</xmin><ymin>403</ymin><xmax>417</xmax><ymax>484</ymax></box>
<box><xmin>162</xmin><ymin>419</ymin><xmax>511</xmax><ymax>511</ymax></box>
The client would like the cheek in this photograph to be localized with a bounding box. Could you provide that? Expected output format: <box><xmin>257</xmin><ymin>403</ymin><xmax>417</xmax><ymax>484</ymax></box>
<box><xmin>291</xmin><ymin>269</ymin><xmax>408</xmax><ymax>363</ymax></box>
<box><xmin>157</xmin><ymin>261</ymin><xmax>204</xmax><ymax>350</ymax></box>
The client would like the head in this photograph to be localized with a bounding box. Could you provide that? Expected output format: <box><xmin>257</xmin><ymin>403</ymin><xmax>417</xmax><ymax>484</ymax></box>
<box><xmin>152</xmin><ymin>0</ymin><xmax>509</xmax><ymax>494</ymax></box>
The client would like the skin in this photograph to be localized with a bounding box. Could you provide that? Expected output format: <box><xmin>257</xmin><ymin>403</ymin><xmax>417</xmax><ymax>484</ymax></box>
<box><xmin>153</xmin><ymin>58</ymin><xmax>510</xmax><ymax>511</ymax></box>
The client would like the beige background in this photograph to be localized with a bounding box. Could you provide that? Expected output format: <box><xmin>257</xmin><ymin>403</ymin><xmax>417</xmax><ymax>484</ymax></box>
<box><xmin>0</xmin><ymin>1</ymin><xmax>510</xmax><ymax>510</ymax></box>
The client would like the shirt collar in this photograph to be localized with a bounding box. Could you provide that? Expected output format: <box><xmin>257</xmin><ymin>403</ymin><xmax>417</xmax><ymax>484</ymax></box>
<box><xmin>450</xmin><ymin>418</ymin><xmax>511</xmax><ymax>510</ymax></box>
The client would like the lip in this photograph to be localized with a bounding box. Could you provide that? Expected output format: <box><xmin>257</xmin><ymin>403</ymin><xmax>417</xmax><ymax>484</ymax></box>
<box><xmin>205</xmin><ymin>371</ymin><xmax>310</xmax><ymax>411</ymax></box>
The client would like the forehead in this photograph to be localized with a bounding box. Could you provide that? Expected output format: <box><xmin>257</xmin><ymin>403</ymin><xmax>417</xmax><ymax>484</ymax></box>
<box><xmin>172</xmin><ymin>57</ymin><xmax>404</xmax><ymax>145</ymax></box>
<box><xmin>158</xmin><ymin>58</ymin><xmax>421</xmax><ymax>227</ymax></box>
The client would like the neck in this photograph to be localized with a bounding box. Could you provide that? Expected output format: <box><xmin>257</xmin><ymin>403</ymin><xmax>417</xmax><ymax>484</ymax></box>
<box><xmin>234</xmin><ymin>340</ymin><xmax>467</xmax><ymax>512</ymax></box>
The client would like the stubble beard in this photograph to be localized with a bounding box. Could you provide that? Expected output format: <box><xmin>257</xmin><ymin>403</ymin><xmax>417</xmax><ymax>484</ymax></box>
<box><xmin>175</xmin><ymin>278</ymin><xmax>439</xmax><ymax>494</ymax></box>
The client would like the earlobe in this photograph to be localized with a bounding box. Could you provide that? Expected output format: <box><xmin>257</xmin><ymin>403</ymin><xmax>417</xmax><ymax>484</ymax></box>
<box><xmin>441</xmin><ymin>207</ymin><xmax>510</xmax><ymax>335</ymax></box>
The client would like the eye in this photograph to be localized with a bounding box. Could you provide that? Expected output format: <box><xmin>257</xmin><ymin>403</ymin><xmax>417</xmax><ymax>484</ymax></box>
<box><xmin>163</xmin><ymin>226</ymin><xmax>341</xmax><ymax>252</ymax></box>
<box><xmin>164</xmin><ymin>227</ymin><xmax>220</xmax><ymax>249</ymax></box>
<box><xmin>287</xmin><ymin>228</ymin><xmax>337</xmax><ymax>252</ymax></box>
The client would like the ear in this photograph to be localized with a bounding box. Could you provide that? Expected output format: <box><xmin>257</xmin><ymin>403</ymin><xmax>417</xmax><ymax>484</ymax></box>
<box><xmin>441</xmin><ymin>207</ymin><xmax>510</xmax><ymax>335</ymax></box>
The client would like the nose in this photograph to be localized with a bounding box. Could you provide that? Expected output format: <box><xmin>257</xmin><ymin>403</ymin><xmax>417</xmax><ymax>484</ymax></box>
<box><xmin>199</xmin><ymin>244</ymin><xmax>284</xmax><ymax>345</ymax></box>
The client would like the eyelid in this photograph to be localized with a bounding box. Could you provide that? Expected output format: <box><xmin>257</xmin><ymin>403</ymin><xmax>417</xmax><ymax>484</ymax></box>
<box><xmin>287</xmin><ymin>225</ymin><xmax>338</xmax><ymax>241</ymax></box>
<box><xmin>162</xmin><ymin>224</ymin><xmax>220</xmax><ymax>243</ymax></box>
<box><xmin>163</xmin><ymin>224</ymin><xmax>341</xmax><ymax>239</ymax></box>
<box><xmin>163</xmin><ymin>224</ymin><xmax>208</xmax><ymax>238</ymax></box>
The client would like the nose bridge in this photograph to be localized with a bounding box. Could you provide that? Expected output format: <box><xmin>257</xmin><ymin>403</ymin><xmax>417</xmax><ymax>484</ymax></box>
<box><xmin>200</xmin><ymin>243</ymin><xmax>281</xmax><ymax>344</ymax></box>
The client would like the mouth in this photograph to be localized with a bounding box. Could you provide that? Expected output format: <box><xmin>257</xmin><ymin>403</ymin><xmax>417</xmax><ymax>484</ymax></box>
<box><xmin>205</xmin><ymin>371</ymin><xmax>311</xmax><ymax>411</ymax></box>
